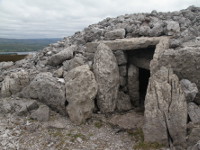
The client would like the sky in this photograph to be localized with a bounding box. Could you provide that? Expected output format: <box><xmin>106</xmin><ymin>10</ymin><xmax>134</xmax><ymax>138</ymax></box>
<box><xmin>0</xmin><ymin>0</ymin><xmax>199</xmax><ymax>39</ymax></box>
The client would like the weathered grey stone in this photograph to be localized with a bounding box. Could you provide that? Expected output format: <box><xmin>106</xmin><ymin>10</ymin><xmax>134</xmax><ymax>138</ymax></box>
<box><xmin>93</xmin><ymin>43</ymin><xmax>119</xmax><ymax>113</ymax></box>
<box><xmin>64</xmin><ymin>65</ymin><xmax>98</xmax><ymax>125</ymax></box>
<box><xmin>20</xmin><ymin>72</ymin><xmax>66</xmax><ymax>115</ymax></box>
<box><xmin>63</xmin><ymin>54</ymin><xmax>85</xmax><ymax>71</ymax></box>
<box><xmin>180</xmin><ymin>79</ymin><xmax>198</xmax><ymax>102</ymax></box>
<box><xmin>128</xmin><ymin>65</ymin><xmax>139</xmax><ymax>106</ymax></box>
<box><xmin>53</xmin><ymin>67</ymin><xmax>63</xmax><ymax>78</ymax></box>
<box><xmin>31</xmin><ymin>105</ymin><xmax>50</xmax><ymax>122</ymax></box>
<box><xmin>86</xmin><ymin>37</ymin><xmax>162</xmax><ymax>51</ymax></box>
<box><xmin>188</xmin><ymin>127</ymin><xmax>200</xmax><ymax>148</ymax></box>
<box><xmin>116</xmin><ymin>91</ymin><xmax>132</xmax><ymax>111</ymax></box>
<box><xmin>139</xmin><ymin>25</ymin><xmax>150</xmax><ymax>36</ymax></box>
<box><xmin>164</xmin><ymin>21</ymin><xmax>180</xmax><ymax>36</ymax></box>
<box><xmin>119</xmin><ymin>76</ymin><xmax>126</xmax><ymax>87</ymax></box>
<box><xmin>114</xmin><ymin>50</ymin><xmax>127</xmax><ymax>65</ymax></box>
<box><xmin>144</xmin><ymin>67</ymin><xmax>187</xmax><ymax>149</ymax></box>
<box><xmin>105</xmin><ymin>28</ymin><xmax>125</xmax><ymax>40</ymax></box>
<box><xmin>47</xmin><ymin>45</ymin><xmax>77</xmax><ymax>66</ymax></box>
<box><xmin>119</xmin><ymin>65</ymin><xmax>127</xmax><ymax>77</ymax></box>
<box><xmin>188</xmin><ymin>102</ymin><xmax>200</xmax><ymax>123</ymax></box>
<box><xmin>17</xmin><ymin>100</ymin><xmax>39</xmax><ymax>116</ymax></box>
<box><xmin>0</xmin><ymin>62</ymin><xmax>14</xmax><ymax>70</ymax></box>
<box><xmin>157</xmin><ymin>47</ymin><xmax>200</xmax><ymax>104</ymax></box>
<box><xmin>1</xmin><ymin>70</ymin><xmax>29</xmax><ymax>97</ymax></box>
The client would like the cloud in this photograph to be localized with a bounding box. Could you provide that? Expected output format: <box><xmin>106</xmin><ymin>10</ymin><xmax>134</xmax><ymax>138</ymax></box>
<box><xmin>0</xmin><ymin>0</ymin><xmax>199</xmax><ymax>39</ymax></box>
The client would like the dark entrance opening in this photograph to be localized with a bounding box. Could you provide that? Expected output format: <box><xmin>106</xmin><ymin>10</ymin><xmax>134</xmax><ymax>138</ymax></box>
<box><xmin>139</xmin><ymin>68</ymin><xmax>150</xmax><ymax>107</ymax></box>
<box><xmin>126</xmin><ymin>46</ymin><xmax>155</xmax><ymax>109</ymax></box>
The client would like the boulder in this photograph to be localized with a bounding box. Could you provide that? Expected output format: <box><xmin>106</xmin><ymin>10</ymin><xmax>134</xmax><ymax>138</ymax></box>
<box><xmin>128</xmin><ymin>65</ymin><xmax>139</xmax><ymax>106</ymax></box>
<box><xmin>93</xmin><ymin>43</ymin><xmax>119</xmax><ymax>113</ymax></box>
<box><xmin>64</xmin><ymin>65</ymin><xmax>98</xmax><ymax>125</ymax></box>
<box><xmin>1</xmin><ymin>70</ymin><xmax>29</xmax><ymax>97</ymax></box>
<box><xmin>105</xmin><ymin>29</ymin><xmax>126</xmax><ymax>40</ymax></box>
<box><xmin>188</xmin><ymin>102</ymin><xmax>200</xmax><ymax>123</ymax></box>
<box><xmin>47</xmin><ymin>45</ymin><xmax>77</xmax><ymax>66</ymax></box>
<box><xmin>180</xmin><ymin>79</ymin><xmax>198</xmax><ymax>102</ymax></box>
<box><xmin>20</xmin><ymin>72</ymin><xmax>66</xmax><ymax>115</ymax></box>
<box><xmin>116</xmin><ymin>91</ymin><xmax>133</xmax><ymax>111</ymax></box>
<box><xmin>143</xmin><ymin>67</ymin><xmax>187</xmax><ymax>149</ymax></box>
<box><xmin>31</xmin><ymin>105</ymin><xmax>50</xmax><ymax>122</ymax></box>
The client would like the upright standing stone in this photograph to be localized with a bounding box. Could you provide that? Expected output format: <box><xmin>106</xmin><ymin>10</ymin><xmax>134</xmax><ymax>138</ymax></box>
<box><xmin>143</xmin><ymin>67</ymin><xmax>187</xmax><ymax>149</ymax></box>
<box><xmin>64</xmin><ymin>65</ymin><xmax>98</xmax><ymax>125</ymax></box>
<box><xmin>128</xmin><ymin>64</ymin><xmax>139</xmax><ymax>106</ymax></box>
<box><xmin>93</xmin><ymin>43</ymin><xmax>120</xmax><ymax>113</ymax></box>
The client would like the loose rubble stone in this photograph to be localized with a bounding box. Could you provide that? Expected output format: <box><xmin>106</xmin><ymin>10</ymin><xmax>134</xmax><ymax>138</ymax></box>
<box><xmin>105</xmin><ymin>29</ymin><xmax>126</xmax><ymax>40</ymax></box>
<box><xmin>31</xmin><ymin>105</ymin><xmax>50</xmax><ymax>122</ymax></box>
<box><xmin>1</xmin><ymin>70</ymin><xmax>29</xmax><ymax>97</ymax></box>
<box><xmin>93</xmin><ymin>43</ymin><xmax>119</xmax><ymax>113</ymax></box>
<box><xmin>47</xmin><ymin>45</ymin><xmax>77</xmax><ymax>66</ymax></box>
<box><xmin>180</xmin><ymin>79</ymin><xmax>198</xmax><ymax>102</ymax></box>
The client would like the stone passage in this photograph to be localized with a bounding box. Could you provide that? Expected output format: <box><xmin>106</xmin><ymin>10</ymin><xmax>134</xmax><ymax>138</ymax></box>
<box><xmin>86</xmin><ymin>37</ymin><xmax>168</xmax><ymax>111</ymax></box>
<box><xmin>126</xmin><ymin>46</ymin><xmax>155</xmax><ymax>107</ymax></box>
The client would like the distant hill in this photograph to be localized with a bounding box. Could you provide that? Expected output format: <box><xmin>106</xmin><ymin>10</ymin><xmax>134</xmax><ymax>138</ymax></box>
<box><xmin>0</xmin><ymin>38</ymin><xmax>61</xmax><ymax>52</ymax></box>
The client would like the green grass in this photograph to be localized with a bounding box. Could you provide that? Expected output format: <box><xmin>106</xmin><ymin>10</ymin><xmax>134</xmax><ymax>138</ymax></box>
<box><xmin>94</xmin><ymin>121</ymin><xmax>103</xmax><ymax>129</ymax></box>
<box><xmin>127</xmin><ymin>128</ymin><xmax>164</xmax><ymax>150</ymax></box>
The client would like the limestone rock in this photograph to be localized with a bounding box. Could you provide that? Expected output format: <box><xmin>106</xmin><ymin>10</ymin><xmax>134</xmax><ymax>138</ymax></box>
<box><xmin>17</xmin><ymin>100</ymin><xmax>39</xmax><ymax>116</ymax></box>
<box><xmin>0</xmin><ymin>62</ymin><xmax>14</xmax><ymax>70</ymax></box>
<box><xmin>128</xmin><ymin>65</ymin><xmax>139</xmax><ymax>106</ymax></box>
<box><xmin>188</xmin><ymin>127</ymin><xmax>200</xmax><ymax>148</ymax></box>
<box><xmin>20</xmin><ymin>72</ymin><xmax>66</xmax><ymax>115</ymax></box>
<box><xmin>31</xmin><ymin>105</ymin><xmax>50</xmax><ymax>122</ymax></box>
<box><xmin>64</xmin><ymin>65</ymin><xmax>98</xmax><ymax>125</ymax></box>
<box><xmin>116</xmin><ymin>91</ymin><xmax>133</xmax><ymax>112</ymax></box>
<box><xmin>1</xmin><ymin>70</ymin><xmax>29</xmax><ymax>97</ymax></box>
<box><xmin>93</xmin><ymin>43</ymin><xmax>119</xmax><ymax>113</ymax></box>
<box><xmin>114</xmin><ymin>50</ymin><xmax>127</xmax><ymax>65</ymax></box>
<box><xmin>53</xmin><ymin>67</ymin><xmax>63</xmax><ymax>78</ymax></box>
<box><xmin>105</xmin><ymin>29</ymin><xmax>125</xmax><ymax>40</ymax></box>
<box><xmin>47</xmin><ymin>45</ymin><xmax>77</xmax><ymax>66</ymax></box>
<box><xmin>188</xmin><ymin>102</ymin><xmax>200</xmax><ymax>123</ymax></box>
<box><xmin>158</xmin><ymin>47</ymin><xmax>200</xmax><ymax>104</ymax></box>
<box><xmin>164</xmin><ymin>21</ymin><xmax>180</xmax><ymax>36</ymax></box>
<box><xmin>180</xmin><ymin>79</ymin><xmax>198</xmax><ymax>102</ymax></box>
<box><xmin>63</xmin><ymin>54</ymin><xmax>85</xmax><ymax>71</ymax></box>
<box><xmin>143</xmin><ymin>67</ymin><xmax>187</xmax><ymax>149</ymax></box>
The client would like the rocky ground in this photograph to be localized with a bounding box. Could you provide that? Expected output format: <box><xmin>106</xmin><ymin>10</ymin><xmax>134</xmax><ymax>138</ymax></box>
<box><xmin>0</xmin><ymin>97</ymin><xmax>169</xmax><ymax>150</ymax></box>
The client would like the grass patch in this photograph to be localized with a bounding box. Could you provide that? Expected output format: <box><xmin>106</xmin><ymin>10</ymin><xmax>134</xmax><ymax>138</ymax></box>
<box><xmin>127</xmin><ymin>128</ymin><xmax>164</xmax><ymax>150</ymax></box>
<box><xmin>66</xmin><ymin>132</ymin><xmax>86</xmax><ymax>142</ymax></box>
<box><xmin>133</xmin><ymin>142</ymin><xmax>164</xmax><ymax>150</ymax></box>
<box><xmin>94</xmin><ymin>121</ymin><xmax>103</xmax><ymax>129</ymax></box>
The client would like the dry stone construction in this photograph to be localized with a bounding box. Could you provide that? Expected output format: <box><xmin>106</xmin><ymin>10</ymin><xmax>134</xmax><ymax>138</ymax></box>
<box><xmin>0</xmin><ymin>6</ymin><xmax>200</xmax><ymax>150</ymax></box>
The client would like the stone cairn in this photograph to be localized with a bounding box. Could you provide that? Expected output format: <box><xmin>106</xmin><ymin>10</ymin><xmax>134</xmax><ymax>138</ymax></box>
<box><xmin>1</xmin><ymin>6</ymin><xmax>200</xmax><ymax>150</ymax></box>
